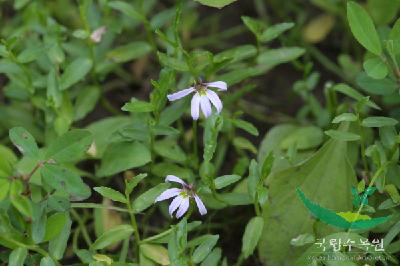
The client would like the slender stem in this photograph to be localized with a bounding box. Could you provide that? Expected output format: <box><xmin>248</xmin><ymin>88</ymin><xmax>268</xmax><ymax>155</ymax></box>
<box><xmin>125</xmin><ymin>193</ymin><xmax>141</xmax><ymax>261</ymax></box>
<box><xmin>357</xmin><ymin>113</ymin><xmax>370</xmax><ymax>175</ymax></box>
<box><xmin>70</xmin><ymin>209</ymin><xmax>93</xmax><ymax>247</ymax></box>
<box><xmin>71</xmin><ymin>203</ymin><xmax>131</xmax><ymax>213</ymax></box>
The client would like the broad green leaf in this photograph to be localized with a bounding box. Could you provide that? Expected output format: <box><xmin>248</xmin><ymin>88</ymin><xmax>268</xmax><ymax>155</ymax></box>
<box><xmin>122</xmin><ymin>98</ymin><xmax>154</xmax><ymax>113</ymax></box>
<box><xmin>297</xmin><ymin>188</ymin><xmax>390</xmax><ymax>229</ymax></box>
<box><xmin>362</xmin><ymin>116</ymin><xmax>398</xmax><ymax>127</ymax></box>
<box><xmin>0</xmin><ymin>145</ymin><xmax>17</xmax><ymax>177</ymax></box>
<box><xmin>108</xmin><ymin>1</ymin><xmax>144</xmax><ymax>21</ymax></box>
<box><xmin>280</xmin><ymin>126</ymin><xmax>323</xmax><ymax>150</ymax></box>
<box><xmin>60</xmin><ymin>58</ymin><xmax>92</xmax><ymax>90</ymax></box>
<box><xmin>94</xmin><ymin>187</ymin><xmax>127</xmax><ymax>203</ymax></box>
<box><xmin>241</xmin><ymin>16</ymin><xmax>264</xmax><ymax>38</ymax></box>
<box><xmin>107</xmin><ymin>42</ymin><xmax>152</xmax><ymax>63</ymax></box>
<box><xmin>195</xmin><ymin>0</ymin><xmax>237</xmax><ymax>8</ymax></box>
<box><xmin>9</xmin><ymin>247</ymin><xmax>27</xmax><ymax>266</ymax></box>
<box><xmin>241</xmin><ymin>216</ymin><xmax>264</xmax><ymax>258</ymax></box>
<box><xmin>97</xmin><ymin>141</ymin><xmax>151</xmax><ymax>177</ymax></box>
<box><xmin>214</xmin><ymin>175</ymin><xmax>241</xmax><ymax>189</ymax></box>
<box><xmin>325</xmin><ymin>130</ymin><xmax>361</xmax><ymax>141</ymax></box>
<box><xmin>44</xmin><ymin>212</ymin><xmax>68</xmax><ymax>242</ymax></box>
<box><xmin>363</xmin><ymin>56</ymin><xmax>388</xmax><ymax>79</ymax></box>
<box><xmin>42</xmin><ymin>164</ymin><xmax>91</xmax><ymax>200</ymax></box>
<box><xmin>46</xmin><ymin>129</ymin><xmax>92</xmax><ymax>162</ymax></box>
<box><xmin>74</xmin><ymin>86</ymin><xmax>100</xmax><ymax>121</ymax></box>
<box><xmin>140</xmin><ymin>244</ymin><xmax>170</xmax><ymax>265</ymax></box>
<box><xmin>132</xmin><ymin>183</ymin><xmax>170</xmax><ymax>213</ymax></box>
<box><xmin>231</xmin><ymin>119</ymin><xmax>259</xmax><ymax>136</ymax></box>
<box><xmin>86</xmin><ymin>117</ymin><xmax>132</xmax><ymax>158</ymax></box>
<box><xmin>233</xmin><ymin>137</ymin><xmax>257</xmax><ymax>154</ymax></box>
<box><xmin>214</xmin><ymin>45</ymin><xmax>257</xmax><ymax>63</ymax></box>
<box><xmin>154</xmin><ymin>139</ymin><xmax>186</xmax><ymax>162</ymax></box>
<box><xmin>347</xmin><ymin>1</ymin><xmax>382</xmax><ymax>55</ymax></box>
<box><xmin>157</xmin><ymin>52</ymin><xmax>188</xmax><ymax>72</ymax></box>
<box><xmin>9</xmin><ymin>127</ymin><xmax>39</xmax><ymax>158</ymax></box>
<box><xmin>40</xmin><ymin>257</ymin><xmax>56</xmax><ymax>266</ymax></box>
<box><xmin>260</xmin><ymin>22</ymin><xmax>295</xmax><ymax>43</ymax></box>
<box><xmin>332</xmin><ymin>113</ymin><xmax>357</xmax><ymax>123</ymax></box>
<box><xmin>91</xmin><ymin>224</ymin><xmax>134</xmax><ymax>250</ymax></box>
<box><xmin>259</xmin><ymin>125</ymin><xmax>357</xmax><ymax>265</ymax></box>
<box><xmin>356</xmin><ymin>72</ymin><xmax>397</xmax><ymax>96</ymax></box>
<box><xmin>332</xmin><ymin>83</ymin><xmax>380</xmax><ymax>109</ymax></box>
<box><xmin>257</xmin><ymin>47</ymin><xmax>305</xmax><ymax>69</ymax></box>
<box><xmin>126</xmin><ymin>173</ymin><xmax>147</xmax><ymax>195</ymax></box>
<box><xmin>367</xmin><ymin>0</ymin><xmax>400</xmax><ymax>25</ymax></box>
<box><xmin>192</xmin><ymin>235</ymin><xmax>219</xmax><ymax>263</ymax></box>
<box><xmin>200</xmin><ymin>247</ymin><xmax>221</xmax><ymax>266</ymax></box>
<box><xmin>0</xmin><ymin>179</ymin><xmax>10</xmax><ymax>200</ymax></box>
<box><xmin>49</xmin><ymin>215</ymin><xmax>72</xmax><ymax>259</ymax></box>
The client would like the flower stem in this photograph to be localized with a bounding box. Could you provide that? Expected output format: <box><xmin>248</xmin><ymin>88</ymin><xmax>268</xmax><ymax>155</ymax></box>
<box><xmin>70</xmin><ymin>209</ymin><xmax>92</xmax><ymax>247</ymax></box>
<box><xmin>125</xmin><ymin>193</ymin><xmax>141</xmax><ymax>261</ymax></box>
<box><xmin>192</xmin><ymin>120</ymin><xmax>199</xmax><ymax>167</ymax></box>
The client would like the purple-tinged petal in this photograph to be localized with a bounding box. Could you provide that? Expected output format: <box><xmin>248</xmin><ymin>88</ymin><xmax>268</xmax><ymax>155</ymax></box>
<box><xmin>191</xmin><ymin>93</ymin><xmax>201</xmax><ymax>120</ymax></box>
<box><xmin>206</xmin><ymin>89</ymin><xmax>222</xmax><ymax>113</ymax></box>
<box><xmin>200</xmin><ymin>96</ymin><xmax>212</xmax><ymax>118</ymax></box>
<box><xmin>205</xmin><ymin>81</ymin><xmax>227</xmax><ymax>91</ymax></box>
<box><xmin>169</xmin><ymin>195</ymin><xmax>183</xmax><ymax>216</ymax></box>
<box><xmin>155</xmin><ymin>188</ymin><xmax>182</xmax><ymax>202</ymax></box>
<box><xmin>175</xmin><ymin>197</ymin><xmax>190</xmax><ymax>219</ymax></box>
<box><xmin>165</xmin><ymin>175</ymin><xmax>187</xmax><ymax>185</ymax></box>
<box><xmin>194</xmin><ymin>195</ymin><xmax>207</xmax><ymax>215</ymax></box>
<box><xmin>167</xmin><ymin>87</ymin><xmax>195</xmax><ymax>101</ymax></box>
<box><xmin>90</xmin><ymin>26</ymin><xmax>107</xmax><ymax>43</ymax></box>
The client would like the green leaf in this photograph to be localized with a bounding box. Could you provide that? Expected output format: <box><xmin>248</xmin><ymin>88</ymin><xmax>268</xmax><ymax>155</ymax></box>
<box><xmin>297</xmin><ymin>188</ymin><xmax>390</xmax><ymax>229</ymax></box>
<box><xmin>347</xmin><ymin>1</ymin><xmax>382</xmax><ymax>55</ymax></box>
<box><xmin>231</xmin><ymin>119</ymin><xmax>259</xmax><ymax>136</ymax></box>
<box><xmin>290</xmin><ymin>233</ymin><xmax>315</xmax><ymax>247</ymax></box>
<box><xmin>44</xmin><ymin>212</ymin><xmax>68</xmax><ymax>242</ymax></box>
<box><xmin>332</xmin><ymin>83</ymin><xmax>380</xmax><ymax>109</ymax></box>
<box><xmin>126</xmin><ymin>173</ymin><xmax>147</xmax><ymax>195</ymax></box>
<box><xmin>367</xmin><ymin>0</ymin><xmax>400</xmax><ymax>25</ymax></box>
<box><xmin>362</xmin><ymin>116</ymin><xmax>398</xmax><ymax>127</ymax></box>
<box><xmin>40</xmin><ymin>257</ymin><xmax>56</xmax><ymax>266</ymax></box>
<box><xmin>154</xmin><ymin>139</ymin><xmax>187</xmax><ymax>162</ymax></box>
<box><xmin>46</xmin><ymin>129</ymin><xmax>92</xmax><ymax>162</ymax></box>
<box><xmin>363</xmin><ymin>56</ymin><xmax>388</xmax><ymax>79</ymax></box>
<box><xmin>260</xmin><ymin>22</ymin><xmax>295</xmax><ymax>43</ymax></box>
<box><xmin>122</xmin><ymin>98</ymin><xmax>154</xmax><ymax>113</ymax></box>
<box><xmin>233</xmin><ymin>137</ymin><xmax>257</xmax><ymax>154</ymax></box>
<box><xmin>0</xmin><ymin>145</ymin><xmax>17</xmax><ymax>178</ymax></box>
<box><xmin>356</xmin><ymin>72</ymin><xmax>397</xmax><ymax>96</ymax></box>
<box><xmin>259</xmin><ymin>125</ymin><xmax>357</xmax><ymax>265</ymax></box>
<box><xmin>332</xmin><ymin>113</ymin><xmax>358</xmax><ymax>123</ymax></box>
<box><xmin>74</xmin><ymin>86</ymin><xmax>100</xmax><ymax>121</ymax></box>
<box><xmin>214</xmin><ymin>175</ymin><xmax>241</xmax><ymax>189</ymax></box>
<box><xmin>132</xmin><ymin>183</ymin><xmax>170</xmax><ymax>213</ymax></box>
<box><xmin>94</xmin><ymin>187</ymin><xmax>127</xmax><ymax>203</ymax></box>
<box><xmin>192</xmin><ymin>235</ymin><xmax>219</xmax><ymax>263</ymax></box>
<box><xmin>41</xmin><ymin>164</ymin><xmax>91</xmax><ymax>200</ymax></box>
<box><xmin>140</xmin><ymin>244</ymin><xmax>170</xmax><ymax>265</ymax></box>
<box><xmin>214</xmin><ymin>45</ymin><xmax>257</xmax><ymax>63</ymax></box>
<box><xmin>107</xmin><ymin>42</ymin><xmax>152</xmax><ymax>63</ymax></box>
<box><xmin>157</xmin><ymin>52</ymin><xmax>189</xmax><ymax>72</ymax></box>
<box><xmin>60</xmin><ymin>58</ymin><xmax>92</xmax><ymax>90</ymax></box>
<box><xmin>49</xmin><ymin>215</ymin><xmax>72</xmax><ymax>260</ymax></box>
<box><xmin>280</xmin><ymin>126</ymin><xmax>323</xmax><ymax>150</ymax></box>
<box><xmin>9</xmin><ymin>127</ymin><xmax>39</xmax><ymax>158</ymax></box>
<box><xmin>91</xmin><ymin>224</ymin><xmax>134</xmax><ymax>250</ymax></box>
<box><xmin>241</xmin><ymin>16</ymin><xmax>264</xmax><ymax>38</ymax></box>
<box><xmin>97</xmin><ymin>141</ymin><xmax>151</xmax><ymax>177</ymax></box>
<box><xmin>257</xmin><ymin>47</ymin><xmax>305</xmax><ymax>69</ymax></box>
<box><xmin>9</xmin><ymin>247</ymin><xmax>27</xmax><ymax>266</ymax></box>
<box><xmin>108</xmin><ymin>1</ymin><xmax>144</xmax><ymax>21</ymax></box>
<box><xmin>241</xmin><ymin>216</ymin><xmax>264</xmax><ymax>258</ymax></box>
<box><xmin>200</xmin><ymin>247</ymin><xmax>221</xmax><ymax>266</ymax></box>
<box><xmin>195</xmin><ymin>0</ymin><xmax>237</xmax><ymax>8</ymax></box>
<box><xmin>325</xmin><ymin>130</ymin><xmax>361</xmax><ymax>141</ymax></box>
<box><xmin>0</xmin><ymin>179</ymin><xmax>10</xmax><ymax>200</ymax></box>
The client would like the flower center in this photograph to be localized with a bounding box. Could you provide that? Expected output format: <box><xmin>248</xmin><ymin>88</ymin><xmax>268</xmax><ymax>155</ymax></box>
<box><xmin>194</xmin><ymin>84</ymin><xmax>207</xmax><ymax>96</ymax></box>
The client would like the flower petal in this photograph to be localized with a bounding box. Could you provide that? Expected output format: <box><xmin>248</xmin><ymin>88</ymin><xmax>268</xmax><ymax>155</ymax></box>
<box><xmin>165</xmin><ymin>175</ymin><xmax>187</xmax><ymax>185</ymax></box>
<box><xmin>191</xmin><ymin>93</ymin><xmax>201</xmax><ymax>120</ymax></box>
<box><xmin>169</xmin><ymin>195</ymin><xmax>183</xmax><ymax>216</ymax></box>
<box><xmin>175</xmin><ymin>197</ymin><xmax>190</xmax><ymax>219</ymax></box>
<box><xmin>155</xmin><ymin>188</ymin><xmax>182</xmax><ymax>202</ymax></box>
<box><xmin>206</xmin><ymin>89</ymin><xmax>223</xmax><ymax>113</ymax></box>
<box><xmin>167</xmin><ymin>87</ymin><xmax>195</xmax><ymax>101</ymax></box>
<box><xmin>206</xmin><ymin>81</ymin><xmax>227</xmax><ymax>91</ymax></box>
<box><xmin>194</xmin><ymin>195</ymin><xmax>207</xmax><ymax>215</ymax></box>
<box><xmin>200</xmin><ymin>96</ymin><xmax>212</xmax><ymax>118</ymax></box>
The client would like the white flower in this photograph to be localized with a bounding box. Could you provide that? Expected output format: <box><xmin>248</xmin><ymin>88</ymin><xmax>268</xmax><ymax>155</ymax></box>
<box><xmin>155</xmin><ymin>175</ymin><xmax>207</xmax><ymax>219</ymax></box>
<box><xmin>167</xmin><ymin>81</ymin><xmax>227</xmax><ymax>120</ymax></box>
<box><xmin>90</xmin><ymin>26</ymin><xmax>107</xmax><ymax>43</ymax></box>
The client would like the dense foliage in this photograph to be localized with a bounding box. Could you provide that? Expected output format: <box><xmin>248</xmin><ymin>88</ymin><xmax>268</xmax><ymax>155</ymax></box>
<box><xmin>1</xmin><ymin>0</ymin><xmax>400</xmax><ymax>265</ymax></box>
